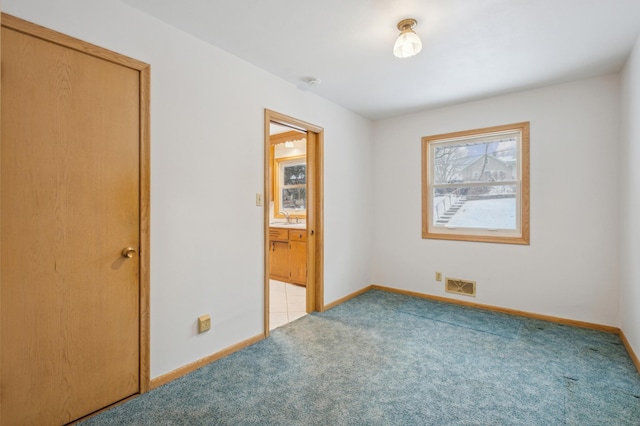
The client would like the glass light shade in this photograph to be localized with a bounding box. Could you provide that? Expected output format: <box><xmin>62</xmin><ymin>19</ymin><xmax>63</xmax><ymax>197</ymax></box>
<box><xmin>393</xmin><ymin>30</ymin><xmax>422</xmax><ymax>58</ymax></box>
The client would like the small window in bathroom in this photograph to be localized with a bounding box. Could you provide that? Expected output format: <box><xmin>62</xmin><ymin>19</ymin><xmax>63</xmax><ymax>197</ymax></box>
<box><xmin>281</xmin><ymin>160</ymin><xmax>306</xmax><ymax>210</ymax></box>
<box><xmin>270</xmin><ymin>128</ymin><xmax>307</xmax><ymax>220</ymax></box>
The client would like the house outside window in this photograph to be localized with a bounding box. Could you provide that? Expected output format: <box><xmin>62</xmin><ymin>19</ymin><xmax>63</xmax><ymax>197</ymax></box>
<box><xmin>422</xmin><ymin>122</ymin><xmax>530</xmax><ymax>244</ymax></box>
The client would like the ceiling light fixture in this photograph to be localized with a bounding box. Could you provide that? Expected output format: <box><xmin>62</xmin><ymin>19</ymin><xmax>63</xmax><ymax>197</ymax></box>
<box><xmin>393</xmin><ymin>18</ymin><xmax>422</xmax><ymax>59</ymax></box>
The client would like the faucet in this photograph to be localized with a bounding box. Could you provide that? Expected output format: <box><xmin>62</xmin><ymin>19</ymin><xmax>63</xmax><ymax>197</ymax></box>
<box><xmin>279</xmin><ymin>211</ymin><xmax>290</xmax><ymax>224</ymax></box>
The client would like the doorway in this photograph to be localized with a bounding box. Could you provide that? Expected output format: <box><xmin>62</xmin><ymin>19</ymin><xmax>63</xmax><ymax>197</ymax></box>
<box><xmin>264</xmin><ymin>110</ymin><xmax>323</xmax><ymax>335</ymax></box>
<box><xmin>0</xmin><ymin>14</ymin><xmax>150</xmax><ymax>425</ymax></box>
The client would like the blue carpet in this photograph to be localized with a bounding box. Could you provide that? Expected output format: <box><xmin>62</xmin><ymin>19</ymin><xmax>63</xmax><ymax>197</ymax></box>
<box><xmin>398</xmin><ymin>297</ymin><xmax>523</xmax><ymax>338</ymax></box>
<box><xmin>81</xmin><ymin>290</ymin><xmax>640</xmax><ymax>425</ymax></box>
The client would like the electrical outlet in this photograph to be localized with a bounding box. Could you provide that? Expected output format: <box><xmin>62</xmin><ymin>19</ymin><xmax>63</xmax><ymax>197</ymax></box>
<box><xmin>435</xmin><ymin>272</ymin><xmax>442</xmax><ymax>281</ymax></box>
<box><xmin>255</xmin><ymin>193</ymin><xmax>263</xmax><ymax>206</ymax></box>
<box><xmin>198</xmin><ymin>314</ymin><xmax>211</xmax><ymax>333</ymax></box>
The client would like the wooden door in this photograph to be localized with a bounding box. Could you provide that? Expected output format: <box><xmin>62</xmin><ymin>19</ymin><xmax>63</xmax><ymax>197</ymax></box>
<box><xmin>305</xmin><ymin>131</ymin><xmax>320</xmax><ymax>311</ymax></box>
<box><xmin>1</xmin><ymin>15</ymin><xmax>150</xmax><ymax>425</ymax></box>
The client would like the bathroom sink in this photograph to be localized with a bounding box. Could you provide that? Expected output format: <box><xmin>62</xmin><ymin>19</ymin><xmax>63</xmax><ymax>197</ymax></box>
<box><xmin>269</xmin><ymin>222</ymin><xmax>305</xmax><ymax>228</ymax></box>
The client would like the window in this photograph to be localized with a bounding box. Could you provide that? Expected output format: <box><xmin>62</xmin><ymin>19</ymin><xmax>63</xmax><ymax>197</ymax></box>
<box><xmin>274</xmin><ymin>155</ymin><xmax>306</xmax><ymax>217</ymax></box>
<box><xmin>422</xmin><ymin>122</ymin><xmax>529</xmax><ymax>244</ymax></box>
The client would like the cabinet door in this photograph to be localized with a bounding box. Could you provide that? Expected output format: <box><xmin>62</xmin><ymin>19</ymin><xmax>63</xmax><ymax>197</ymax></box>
<box><xmin>289</xmin><ymin>241</ymin><xmax>307</xmax><ymax>286</ymax></box>
<box><xmin>269</xmin><ymin>241</ymin><xmax>290</xmax><ymax>281</ymax></box>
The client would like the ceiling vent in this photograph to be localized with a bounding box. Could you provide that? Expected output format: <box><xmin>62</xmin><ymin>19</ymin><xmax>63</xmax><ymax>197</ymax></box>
<box><xmin>445</xmin><ymin>277</ymin><xmax>476</xmax><ymax>297</ymax></box>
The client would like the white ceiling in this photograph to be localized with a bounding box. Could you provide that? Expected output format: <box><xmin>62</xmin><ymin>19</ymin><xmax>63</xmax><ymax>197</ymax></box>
<box><xmin>123</xmin><ymin>0</ymin><xmax>640</xmax><ymax>120</ymax></box>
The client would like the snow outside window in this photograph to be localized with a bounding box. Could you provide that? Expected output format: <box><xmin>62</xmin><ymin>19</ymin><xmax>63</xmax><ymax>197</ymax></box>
<box><xmin>422</xmin><ymin>122</ymin><xmax>530</xmax><ymax>245</ymax></box>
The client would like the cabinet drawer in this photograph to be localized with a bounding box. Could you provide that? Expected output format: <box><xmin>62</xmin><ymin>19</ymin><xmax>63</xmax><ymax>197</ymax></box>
<box><xmin>289</xmin><ymin>230</ymin><xmax>307</xmax><ymax>241</ymax></box>
<box><xmin>269</xmin><ymin>228</ymin><xmax>289</xmax><ymax>241</ymax></box>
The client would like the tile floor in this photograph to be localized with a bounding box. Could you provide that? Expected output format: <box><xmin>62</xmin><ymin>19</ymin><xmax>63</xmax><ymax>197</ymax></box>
<box><xmin>269</xmin><ymin>279</ymin><xmax>307</xmax><ymax>330</ymax></box>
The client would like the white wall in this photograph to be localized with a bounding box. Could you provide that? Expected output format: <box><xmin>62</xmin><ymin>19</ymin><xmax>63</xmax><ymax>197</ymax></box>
<box><xmin>372</xmin><ymin>75</ymin><xmax>621</xmax><ymax>326</ymax></box>
<box><xmin>2</xmin><ymin>0</ymin><xmax>374</xmax><ymax>378</ymax></box>
<box><xmin>620</xmin><ymin>36</ymin><xmax>640</xmax><ymax>356</ymax></box>
<box><xmin>5</xmin><ymin>0</ymin><xmax>633</xmax><ymax>381</ymax></box>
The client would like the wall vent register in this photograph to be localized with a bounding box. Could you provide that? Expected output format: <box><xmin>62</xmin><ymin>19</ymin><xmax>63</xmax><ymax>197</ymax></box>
<box><xmin>445</xmin><ymin>278</ymin><xmax>476</xmax><ymax>297</ymax></box>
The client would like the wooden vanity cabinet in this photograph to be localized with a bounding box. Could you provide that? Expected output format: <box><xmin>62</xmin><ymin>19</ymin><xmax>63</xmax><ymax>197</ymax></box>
<box><xmin>269</xmin><ymin>228</ymin><xmax>307</xmax><ymax>286</ymax></box>
<box><xmin>268</xmin><ymin>228</ymin><xmax>290</xmax><ymax>282</ymax></box>
<box><xmin>269</xmin><ymin>244</ymin><xmax>290</xmax><ymax>282</ymax></box>
<box><xmin>288</xmin><ymin>230</ymin><xmax>307</xmax><ymax>285</ymax></box>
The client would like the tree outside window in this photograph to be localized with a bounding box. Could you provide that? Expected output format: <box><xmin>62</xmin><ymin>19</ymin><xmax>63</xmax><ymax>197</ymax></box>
<box><xmin>422</xmin><ymin>122</ymin><xmax>530</xmax><ymax>244</ymax></box>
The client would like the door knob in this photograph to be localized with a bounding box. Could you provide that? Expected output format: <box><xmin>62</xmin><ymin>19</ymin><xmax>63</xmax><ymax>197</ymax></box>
<box><xmin>121</xmin><ymin>247</ymin><xmax>137</xmax><ymax>258</ymax></box>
